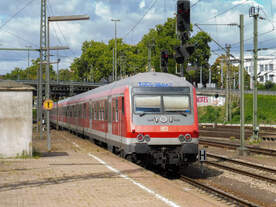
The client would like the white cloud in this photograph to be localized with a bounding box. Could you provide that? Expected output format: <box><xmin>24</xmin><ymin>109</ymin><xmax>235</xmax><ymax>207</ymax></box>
<box><xmin>95</xmin><ymin>2</ymin><xmax>111</xmax><ymax>20</ymax></box>
<box><xmin>139</xmin><ymin>0</ymin><xmax>145</xmax><ymax>9</ymax></box>
<box><xmin>1</xmin><ymin>0</ymin><xmax>276</xmax><ymax>74</ymax></box>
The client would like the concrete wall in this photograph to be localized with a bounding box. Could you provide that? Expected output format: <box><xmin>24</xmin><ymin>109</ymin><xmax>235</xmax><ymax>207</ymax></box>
<box><xmin>0</xmin><ymin>91</ymin><xmax>32</xmax><ymax>158</ymax></box>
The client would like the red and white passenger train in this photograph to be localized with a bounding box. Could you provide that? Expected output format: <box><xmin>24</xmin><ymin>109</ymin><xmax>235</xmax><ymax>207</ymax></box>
<box><xmin>50</xmin><ymin>72</ymin><xmax>199</xmax><ymax>169</ymax></box>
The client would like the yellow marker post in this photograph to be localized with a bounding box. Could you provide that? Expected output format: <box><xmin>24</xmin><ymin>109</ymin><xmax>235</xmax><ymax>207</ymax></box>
<box><xmin>43</xmin><ymin>99</ymin><xmax>54</xmax><ymax>111</ymax></box>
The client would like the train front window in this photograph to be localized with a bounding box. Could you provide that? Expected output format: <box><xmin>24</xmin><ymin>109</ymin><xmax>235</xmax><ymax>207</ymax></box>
<box><xmin>134</xmin><ymin>96</ymin><xmax>161</xmax><ymax>113</ymax></box>
<box><xmin>163</xmin><ymin>95</ymin><xmax>191</xmax><ymax>113</ymax></box>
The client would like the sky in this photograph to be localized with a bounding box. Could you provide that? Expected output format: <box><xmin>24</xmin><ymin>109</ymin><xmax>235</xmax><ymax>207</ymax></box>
<box><xmin>0</xmin><ymin>0</ymin><xmax>275</xmax><ymax>75</ymax></box>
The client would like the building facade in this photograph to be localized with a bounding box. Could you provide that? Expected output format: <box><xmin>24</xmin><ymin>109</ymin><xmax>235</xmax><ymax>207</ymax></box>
<box><xmin>244</xmin><ymin>56</ymin><xmax>276</xmax><ymax>85</ymax></box>
<box><xmin>0</xmin><ymin>81</ymin><xmax>33</xmax><ymax>158</ymax></box>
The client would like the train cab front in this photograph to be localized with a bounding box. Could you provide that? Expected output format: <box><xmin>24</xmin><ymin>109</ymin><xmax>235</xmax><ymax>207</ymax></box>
<box><xmin>127</xmin><ymin>86</ymin><xmax>199</xmax><ymax>168</ymax></box>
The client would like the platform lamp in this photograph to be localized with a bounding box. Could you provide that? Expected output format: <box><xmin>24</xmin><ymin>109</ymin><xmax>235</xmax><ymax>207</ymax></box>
<box><xmin>46</xmin><ymin>15</ymin><xmax>90</xmax><ymax>151</ymax></box>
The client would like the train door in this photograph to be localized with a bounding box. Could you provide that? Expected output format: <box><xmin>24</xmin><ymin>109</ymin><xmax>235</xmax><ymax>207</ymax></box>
<box><xmin>108</xmin><ymin>96</ymin><xmax>112</xmax><ymax>134</ymax></box>
<box><xmin>89</xmin><ymin>101</ymin><xmax>92</xmax><ymax>129</ymax></box>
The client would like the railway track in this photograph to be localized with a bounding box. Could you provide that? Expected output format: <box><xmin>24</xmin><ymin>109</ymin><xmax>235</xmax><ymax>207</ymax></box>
<box><xmin>180</xmin><ymin>175</ymin><xmax>259</xmax><ymax>207</ymax></box>
<box><xmin>199</xmin><ymin>126</ymin><xmax>276</xmax><ymax>140</ymax></box>
<box><xmin>207</xmin><ymin>153</ymin><xmax>276</xmax><ymax>174</ymax></box>
<box><xmin>205</xmin><ymin>153</ymin><xmax>276</xmax><ymax>184</ymax></box>
<box><xmin>199</xmin><ymin>138</ymin><xmax>276</xmax><ymax>156</ymax></box>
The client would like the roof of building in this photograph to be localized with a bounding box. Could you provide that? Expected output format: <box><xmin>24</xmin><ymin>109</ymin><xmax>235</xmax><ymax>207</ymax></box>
<box><xmin>0</xmin><ymin>80</ymin><xmax>34</xmax><ymax>91</ymax></box>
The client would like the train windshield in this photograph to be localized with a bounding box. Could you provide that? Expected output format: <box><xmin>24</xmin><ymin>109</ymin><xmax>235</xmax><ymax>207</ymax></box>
<box><xmin>134</xmin><ymin>95</ymin><xmax>191</xmax><ymax>114</ymax></box>
<box><xmin>135</xmin><ymin>96</ymin><xmax>161</xmax><ymax>113</ymax></box>
<box><xmin>163</xmin><ymin>95</ymin><xmax>190</xmax><ymax>113</ymax></box>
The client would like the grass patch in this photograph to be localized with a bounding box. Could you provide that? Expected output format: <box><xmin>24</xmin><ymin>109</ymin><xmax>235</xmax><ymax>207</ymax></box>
<box><xmin>198</xmin><ymin>94</ymin><xmax>276</xmax><ymax>125</ymax></box>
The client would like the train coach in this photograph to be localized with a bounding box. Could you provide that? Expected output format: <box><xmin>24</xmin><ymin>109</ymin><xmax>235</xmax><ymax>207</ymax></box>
<box><xmin>50</xmin><ymin>72</ymin><xmax>199</xmax><ymax>169</ymax></box>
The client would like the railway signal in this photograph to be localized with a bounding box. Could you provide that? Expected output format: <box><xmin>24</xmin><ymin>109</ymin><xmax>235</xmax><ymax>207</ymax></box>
<box><xmin>177</xmin><ymin>0</ymin><xmax>190</xmax><ymax>33</ymax></box>
<box><xmin>175</xmin><ymin>44</ymin><xmax>195</xmax><ymax>64</ymax></box>
<box><xmin>161</xmin><ymin>50</ymin><xmax>169</xmax><ymax>72</ymax></box>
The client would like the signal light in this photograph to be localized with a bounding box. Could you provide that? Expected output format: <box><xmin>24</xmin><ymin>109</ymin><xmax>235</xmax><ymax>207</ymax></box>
<box><xmin>161</xmin><ymin>50</ymin><xmax>169</xmax><ymax>67</ymax></box>
<box><xmin>177</xmin><ymin>0</ymin><xmax>190</xmax><ymax>33</ymax></box>
<box><xmin>174</xmin><ymin>44</ymin><xmax>195</xmax><ymax>64</ymax></box>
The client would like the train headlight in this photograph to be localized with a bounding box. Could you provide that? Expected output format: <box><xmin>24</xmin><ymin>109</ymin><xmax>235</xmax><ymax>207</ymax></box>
<box><xmin>144</xmin><ymin>135</ymin><xmax>151</xmax><ymax>142</ymax></box>
<box><xmin>185</xmin><ymin>134</ymin><xmax>192</xmax><ymax>142</ymax></box>
<box><xmin>137</xmin><ymin>134</ymin><xmax>144</xmax><ymax>142</ymax></box>
<box><xmin>178</xmin><ymin>134</ymin><xmax>185</xmax><ymax>143</ymax></box>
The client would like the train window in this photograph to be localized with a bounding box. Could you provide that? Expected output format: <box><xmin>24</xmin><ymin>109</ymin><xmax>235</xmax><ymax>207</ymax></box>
<box><xmin>101</xmin><ymin>105</ymin><xmax>103</xmax><ymax>120</ymax></box>
<box><xmin>112</xmin><ymin>107</ymin><xmax>115</xmax><ymax>121</ymax></box>
<box><xmin>134</xmin><ymin>95</ymin><xmax>161</xmax><ymax>113</ymax></box>
<box><xmin>122</xmin><ymin>97</ymin><xmax>124</xmax><ymax>114</ymax></box>
<box><xmin>104</xmin><ymin>100</ymin><xmax>108</xmax><ymax>120</ymax></box>
<box><xmin>108</xmin><ymin>101</ymin><xmax>111</xmax><ymax>122</ymax></box>
<box><xmin>83</xmin><ymin>104</ymin><xmax>86</xmax><ymax>119</ymax></box>
<box><xmin>116</xmin><ymin>98</ymin><xmax>118</xmax><ymax>122</ymax></box>
<box><xmin>163</xmin><ymin>95</ymin><xmax>191</xmax><ymax>113</ymax></box>
<box><xmin>96</xmin><ymin>102</ymin><xmax>99</xmax><ymax>120</ymax></box>
<box><xmin>94</xmin><ymin>104</ymin><xmax>96</xmax><ymax>120</ymax></box>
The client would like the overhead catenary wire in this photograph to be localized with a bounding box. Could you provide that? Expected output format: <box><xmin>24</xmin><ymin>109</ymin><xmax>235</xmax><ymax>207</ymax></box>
<box><xmin>124</xmin><ymin>0</ymin><xmax>159</xmax><ymax>38</ymax></box>
<box><xmin>47</xmin><ymin>0</ymin><xmax>76</xmax><ymax>57</ymax></box>
<box><xmin>203</xmin><ymin>0</ymin><xmax>249</xmax><ymax>23</ymax></box>
<box><xmin>191</xmin><ymin>0</ymin><xmax>202</xmax><ymax>8</ymax></box>
<box><xmin>0</xmin><ymin>0</ymin><xmax>37</xmax><ymax>32</ymax></box>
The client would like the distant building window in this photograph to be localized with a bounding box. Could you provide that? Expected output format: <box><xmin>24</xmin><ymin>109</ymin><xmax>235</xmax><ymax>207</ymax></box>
<box><xmin>259</xmin><ymin>76</ymin><xmax>264</xmax><ymax>82</ymax></box>
<box><xmin>265</xmin><ymin>64</ymin><xmax>268</xmax><ymax>71</ymax></box>
<box><xmin>269</xmin><ymin>75</ymin><xmax>274</xmax><ymax>81</ymax></box>
<box><xmin>260</xmin><ymin>64</ymin><xmax>264</xmax><ymax>72</ymax></box>
<box><xmin>269</xmin><ymin>64</ymin><xmax>273</xmax><ymax>71</ymax></box>
<box><xmin>245</xmin><ymin>66</ymin><xmax>248</xmax><ymax>72</ymax></box>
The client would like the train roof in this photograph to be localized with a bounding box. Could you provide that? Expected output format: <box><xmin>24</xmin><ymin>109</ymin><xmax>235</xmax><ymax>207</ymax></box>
<box><xmin>58</xmin><ymin>72</ymin><xmax>193</xmax><ymax>105</ymax></box>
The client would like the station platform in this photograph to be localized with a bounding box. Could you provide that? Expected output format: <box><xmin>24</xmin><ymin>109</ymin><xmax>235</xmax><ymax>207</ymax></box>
<box><xmin>0</xmin><ymin>130</ymin><xmax>228</xmax><ymax>207</ymax></box>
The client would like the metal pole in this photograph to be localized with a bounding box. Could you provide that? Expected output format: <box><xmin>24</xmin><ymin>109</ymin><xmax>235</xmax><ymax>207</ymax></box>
<box><xmin>252</xmin><ymin>12</ymin><xmax>259</xmax><ymax>140</ymax></box>
<box><xmin>148</xmin><ymin>45</ymin><xmax>151</xmax><ymax>72</ymax></box>
<box><xmin>111</xmin><ymin>19</ymin><xmax>120</xmax><ymax>81</ymax></box>
<box><xmin>239</xmin><ymin>14</ymin><xmax>246</xmax><ymax>154</ymax></box>
<box><xmin>57</xmin><ymin>50</ymin><xmax>59</xmax><ymax>83</ymax></box>
<box><xmin>38</xmin><ymin>0</ymin><xmax>47</xmax><ymax>137</ymax></box>
<box><xmin>220</xmin><ymin>61</ymin><xmax>224</xmax><ymax>89</ymax></box>
<box><xmin>115</xmin><ymin>22</ymin><xmax>117</xmax><ymax>81</ymax></box>
<box><xmin>200</xmin><ymin>66</ymin><xmax>202</xmax><ymax>85</ymax></box>
<box><xmin>209</xmin><ymin>67</ymin><xmax>211</xmax><ymax>84</ymax></box>
<box><xmin>46</xmin><ymin>18</ymin><xmax>51</xmax><ymax>151</ymax></box>
<box><xmin>225</xmin><ymin>44</ymin><xmax>231</xmax><ymax>122</ymax></box>
<box><xmin>27</xmin><ymin>48</ymin><xmax>30</xmax><ymax>67</ymax></box>
<box><xmin>112</xmin><ymin>48</ymin><xmax>114</xmax><ymax>81</ymax></box>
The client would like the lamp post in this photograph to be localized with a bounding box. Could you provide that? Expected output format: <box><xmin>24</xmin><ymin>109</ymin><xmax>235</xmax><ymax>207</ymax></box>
<box><xmin>111</xmin><ymin>19</ymin><xmax>120</xmax><ymax>81</ymax></box>
<box><xmin>46</xmin><ymin>15</ymin><xmax>89</xmax><ymax>151</ymax></box>
<box><xmin>25</xmin><ymin>46</ymin><xmax>32</xmax><ymax>67</ymax></box>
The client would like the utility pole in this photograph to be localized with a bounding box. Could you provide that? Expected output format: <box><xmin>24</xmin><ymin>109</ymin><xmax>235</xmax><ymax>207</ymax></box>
<box><xmin>220</xmin><ymin>60</ymin><xmax>224</xmax><ymax>89</ymax></box>
<box><xmin>250</xmin><ymin>7</ymin><xmax>259</xmax><ymax>140</ymax></box>
<box><xmin>208</xmin><ymin>67</ymin><xmax>211</xmax><ymax>84</ymax></box>
<box><xmin>38</xmin><ymin>0</ymin><xmax>47</xmax><ymax>137</ymax></box>
<box><xmin>200</xmin><ymin>66</ymin><xmax>203</xmax><ymax>86</ymax></box>
<box><xmin>112</xmin><ymin>48</ymin><xmax>115</xmax><ymax>81</ymax></box>
<box><xmin>56</xmin><ymin>50</ymin><xmax>60</xmax><ymax>83</ymax></box>
<box><xmin>225</xmin><ymin>44</ymin><xmax>231</xmax><ymax>123</ymax></box>
<box><xmin>239</xmin><ymin>14</ymin><xmax>247</xmax><ymax>155</ymax></box>
<box><xmin>26</xmin><ymin>46</ymin><xmax>32</xmax><ymax>67</ymax></box>
<box><xmin>111</xmin><ymin>19</ymin><xmax>120</xmax><ymax>81</ymax></box>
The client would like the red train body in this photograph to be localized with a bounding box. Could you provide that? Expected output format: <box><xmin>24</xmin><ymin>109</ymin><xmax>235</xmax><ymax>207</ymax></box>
<box><xmin>50</xmin><ymin>72</ymin><xmax>199</xmax><ymax>168</ymax></box>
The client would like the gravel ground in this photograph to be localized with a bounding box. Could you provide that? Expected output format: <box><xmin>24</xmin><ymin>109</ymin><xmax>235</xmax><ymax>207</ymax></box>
<box><xmin>196</xmin><ymin>144</ymin><xmax>276</xmax><ymax>207</ymax></box>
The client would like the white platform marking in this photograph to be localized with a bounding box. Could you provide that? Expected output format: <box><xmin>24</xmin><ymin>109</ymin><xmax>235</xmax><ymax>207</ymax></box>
<box><xmin>88</xmin><ymin>153</ymin><xmax>181</xmax><ymax>207</ymax></box>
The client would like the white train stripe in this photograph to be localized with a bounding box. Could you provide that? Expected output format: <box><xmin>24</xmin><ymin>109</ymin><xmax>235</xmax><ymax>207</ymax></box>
<box><xmin>88</xmin><ymin>153</ymin><xmax>181</xmax><ymax>207</ymax></box>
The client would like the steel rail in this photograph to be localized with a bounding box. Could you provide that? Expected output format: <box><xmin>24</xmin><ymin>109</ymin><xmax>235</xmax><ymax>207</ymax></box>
<box><xmin>199</xmin><ymin>139</ymin><xmax>276</xmax><ymax>156</ymax></box>
<box><xmin>205</xmin><ymin>161</ymin><xmax>276</xmax><ymax>184</ymax></box>
<box><xmin>180</xmin><ymin>176</ymin><xmax>259</xmax><ymax>207</ymax></box>
<box><xmin>207</xmin><ymin>153</ymin><xmax>276</xmax><ymax>174</ymax></box>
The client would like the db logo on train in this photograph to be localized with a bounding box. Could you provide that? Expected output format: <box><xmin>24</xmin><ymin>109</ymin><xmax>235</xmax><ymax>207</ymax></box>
<box><xmin>43</xmin><ymin>99</ymin><xmax>54</xmax><ymax>111</ymax></box>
